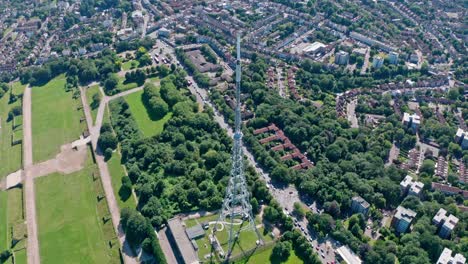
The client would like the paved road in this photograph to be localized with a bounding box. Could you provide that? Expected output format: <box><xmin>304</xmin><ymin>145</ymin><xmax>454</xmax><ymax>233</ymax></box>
<box><xmin>106</xmin><ymin>86</ymin><xmax>145</xmax><ymax>102</ymax></box>
<box><xmin>80</xmin><ymin>87</ymin><xmax>139</xmax><ymax>264</ymax></box>
<box><xmin>22</xmin><ymin>85</ymin><xmax>41</xmax><ymax>264</ymax></box>
<box><xmin>360</xmin><ymin>47</ymin><xmax>370</xmax><ymax>75</ymax></box>
<box><xmin>386</xmin><ymin>143</ymin><xmax>400</xmax><ymax>167</ymax></box>
<box><xmin>347</xmin><ymin>99</ymin><xmax>359</xmax><ymax>128</ymax></box>
<box><xmin>277</xmin><ymin>67</ymin><xmax>286</xmax><ymax>98</ymax></box>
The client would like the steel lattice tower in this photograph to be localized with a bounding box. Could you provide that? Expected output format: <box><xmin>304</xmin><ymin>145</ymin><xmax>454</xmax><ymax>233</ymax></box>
<box><xmin>214</xmin><ymin>34</ymin><xmax>263</xmax><ymax>261</ymax></box>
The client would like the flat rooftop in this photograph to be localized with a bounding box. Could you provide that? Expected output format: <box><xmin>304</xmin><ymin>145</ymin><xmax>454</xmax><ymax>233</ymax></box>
<box><xmin>167</xmin><ymin>217</ymin><xmax>200</xmax><ymax>264</ymax></box>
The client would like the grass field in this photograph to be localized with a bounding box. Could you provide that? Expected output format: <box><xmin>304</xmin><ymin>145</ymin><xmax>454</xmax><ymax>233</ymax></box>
<box><xmin>234</xmin><ymin>245</ymin><xmax>303</xmax><ymax>264</ymax></box>
<box><xmin>31</xmin><ymin>75</ymin><xmax>83</xmax><ymax>162</ymax></box>
<box><xmin>108</xmin><ymin>151</ymin><xmax>136</xmax><ymax>210</ymax></box>
<box><xmin>0</xmin><ymin>186</ymin><xmax>27</xmax><ymax>261</ymax></box>
<box><xmin>121</xmin><ymin>60</ymin><xmax>139</xmax><ymax>71</ymax></box>
<box><xmin>186</xmin><ymin>214</ymin><xmax>274</xmax><ymax>262</ymax></box>
<box><xmin>125</xmin><ymin>90</ymin><xmax>172</xmax><ymax>137</ymax></box>
<box><xmin>85</xmin><ymin>85</ymin><xmax>101</xmax><ymax>125</ymax></box>
<box><xmin>117</xmin><ymin>76</ymin><xmax>139</xmax><ymax>92</ymax></box>
<box><xmin>14</xmin><ymin>249</ymin><xmax>27</xmax><ymax>264</ymax></box>
<box><xmin>0</xmin><ymin>191</ymin><xmax>7</xmax><ymax>251</ymax></box>
<box><xmin>8</xmin><ymin>187</ymin><xmax>26</xmax><ymax>251</ymax></box>
<box><xmin>0</xmin><ymin>82</ymin><xmax>24</xmax><ymax>178</ymax></box>
<box><xmin>35</xmin><ymin>152</ymin><xmax>120</xmax><ymax>264</ymax></box>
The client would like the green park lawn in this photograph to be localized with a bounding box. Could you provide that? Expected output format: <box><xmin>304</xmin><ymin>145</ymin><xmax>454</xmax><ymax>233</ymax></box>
<box><xmin>31</xmin><ymin>75</ymin><xmax>83</xmax><ymax>162</ymax></box>
<box><xmin>0</xmin><ymin>186</ymin><xmax>27</xmax><ymax>258</ymax></box>
<box><xmin>107</xmin><ymin>151</ymin><xmax>136</xmax><ymax>210</ymax></box>
<box><xmin>35</xmin><ymin>153</ymin><xmax>120</xmax><ymax>264</ymax></box>
<box><xmin>0</xmin><ymin>82</ymin><xmax>24</xmax><ymax>178</ymax></box>
<box><xmin>121</xmin><ymin>60</ymin><xmax>139</xmax><ymax>71</ymax></box>
<box><xmin>234</xmin><ymin>244</ymin><xmax>303</xmax><ymax>264</ymax></box>
<box><xmin>117</xmin><ymin>76</ymin><xmax>139</xmax><ymax>92</ymax></box>
<box><xmin>125</xmin><ymin>90</ymin><xmax>172</xmax><ymax>137</ymax></box>
<box><xmin>0</xmin><ymin>191</ymin><xmax>7</xmax><ymax>251</ymax></box>
<box><xmin>14</xmin><ymin>249</ymin><xmax>27</xmax><ymax>264</ymax></box>
<box><xmin>85</xmin><ymin>85</ymin><xmax>101</xmax><ymax>124</ymax></box>
<box><xmin>186</xmin><ymin>214</ymin><xmax>274</xmax><ymax>261</ymax></box>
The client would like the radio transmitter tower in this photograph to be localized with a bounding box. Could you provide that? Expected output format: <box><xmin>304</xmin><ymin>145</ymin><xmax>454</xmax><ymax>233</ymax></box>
<box><xmin>214</xmin><ymin>34</ymin><xmax>263</xmax><ymax>261</ymax></box>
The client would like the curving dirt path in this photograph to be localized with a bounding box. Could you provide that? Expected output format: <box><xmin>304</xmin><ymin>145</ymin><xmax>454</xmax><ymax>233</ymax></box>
<box><xmin>80</xmin><ymin>86</ymin><xmax>140</xmax><ymax>264</ymax></box>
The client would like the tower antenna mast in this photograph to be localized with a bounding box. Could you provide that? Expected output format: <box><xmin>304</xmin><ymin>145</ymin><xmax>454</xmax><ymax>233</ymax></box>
<box><xmin>214</xmin><ymin>33</ymin><xmax>263</xmax><ymax>262</ymax></box>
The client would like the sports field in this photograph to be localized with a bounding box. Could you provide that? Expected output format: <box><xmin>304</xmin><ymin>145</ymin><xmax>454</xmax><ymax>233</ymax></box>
<box><xmin>125</xmin><ymin>90</ymin><xmax>172</xmax><ymax>137</ymax></box>
<box><xmin>35</xmin><ymin>153</ymin><xmax>120</xmax><ymax>264</ymax></box>
<box><xmin>31</xmin><ymin>75</ymin><xmax>83</xmax><ymax>162</ymax></box>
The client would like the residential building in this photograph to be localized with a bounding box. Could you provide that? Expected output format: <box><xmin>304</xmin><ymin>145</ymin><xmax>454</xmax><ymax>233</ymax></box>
<box><xmin>303</xmin><ymin>41</ymin><xmax>326</xmax><ymax>54</ymax></box>
<box><xmin>459</xmin><ymin>163</ymin><xmax>467</xmax><ymax>184</ymax></box>
<box><xmin>336</xmin><ymin>245</ymin><xmax>362</xmax><ymax>264</ymax></box>
<box><xmin>409</xmin><ymin>53</ymin><xmax>419</xmax><ymax>64</ymax></box>
<box><xmin>335</xmin><ymin>51</ymin><xmax>349</xmax><ymax>65</ymax></box>
<box><xmin>400</xmin><ymin>175</ymin><xmax>424</xmax><ymax>198</ymax></box>
<box><xmin>432</xmin><ymin>182</ymin><xmax>468</xmax><ymax>199</ymax></box>
<box><xmin>372</xmin><ymin>56</ymin><xmax>384</xmax><ymax>68</ymax></box>
<box><xmin>389</xmin><ymin>51</ymin><xmax>399</xmax><ymax>64</ymax></box>
<box><xmin>436</xmin><ymin>156</ymin><xmax>449</xmax><ymax>179</ymax></box>
<box><xmin>351</xmin><ymin>196</ymin><xmax>370</xmax><ymax>216</ymax></box>
<box><xmin>402</xmin><ymin>112</ymin><xmax>421</xmax><ymax>132</ymax></box>
<box><xmin>158</xmin><ymin>27</ymin><xmax>171</xmax><ymax>38</ymax></box>
<box><xmin>455</xmin><ymin>128</ymin><xmax>468</xmax><ymax>150</ymax></box>
<box><xmin>391</xmin><ymin>206</ymin><xmax>417</xmax><ymax>233</ymax></box>
<box><xmin>432</xmin><ymin>208</ymin><xmax>459</xmax><ymax>239</ymax></box>
<box><xmin>349</xmin><ymin>31</ymin><xmax>396</xmax><ymax>52</ymax></box>
<box><xmin>437</xmin><ymin>248</ymin><xmax>466</xmax><ymax>264</ymax></box>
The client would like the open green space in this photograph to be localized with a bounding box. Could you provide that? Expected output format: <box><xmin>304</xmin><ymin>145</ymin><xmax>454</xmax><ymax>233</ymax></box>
<box><xmin>11</xmin><ymin>82</ymin><xmax>25</xmax><ymax>95</ymax></box>
<box><xmin>108</xmin><ymin>151</ymin><xmax>136</xmax><ymax>210</ymax></box>
<box><xmin>125</xmin><ymin>90</ymin><xmax>172</xmax><ymax>137</ymax></box>
<box><xmin>8</xmin><ymin>187</ymin><xmax>26</xmax><ymax>251</ymax></box>
<box><xmin>85</xmin><ymin>85</ymin><xmax>101</xmax><ymax>125</ymax></box>
<box><xmin>117</xmin><ymin>76</ymin><xmax>139</xmax><ymax>92</ymax></box>
<box><xmin>121</xmin><ymin>60</ymin><xmax>139</xmax><ymax>71</ymax></box>
<box><xmin>35</xmin><ymin>152</ymin><xmax>120</xmax><ymax>264</ymax></box>
<box><xmin>0</xmin><ymin>191</ymin><xmax>7</xmax><ymax>251</ymax></box>
<box><xmin>0</xmin><ymin>83</ymin><xmax>23</xmax><ymax>178</ymax></box>
<box><xmin>185</xmin><ymin>214</ymin><xmax>274</xmax><ymax>262</ymax></box>
<box><xmin>234</xmin><ymin>244</ymin><xmax>303</xmax><ymax>264</ymax></box>
<box><xmin>14</xmin><ymin>248</ymin><xmax>27</xmax><ymax>264</ymax></box>
<box><xmin>0</xmin><ymin>186</ymin><xmax>27</xmax><ymax>263</ymax></box>
<box><xmin>31</xmin><ymin>75</ymin><xmax>84</xmax><ymax>162</ymax></box>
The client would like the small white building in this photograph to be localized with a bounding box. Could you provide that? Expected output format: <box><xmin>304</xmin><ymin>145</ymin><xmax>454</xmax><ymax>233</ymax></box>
<box><xmin>336</xmin><ymin>245</ymin><xmax>362</xmax><ymax>264</ymax></box>
<box><xmin>437</xmin><ymin>248</ymin><xmax>466</xmax><ymax>264</ymax></box>
<box><xmin>303</xmin><ymin>41</ymin><xmax>326</xmax><ymax>54</ymax></box>
<box><xmin>455</xmin><ymin>128</ymin><xmax>468</xmax><ymax>150</ymax></box>
<box><xmin>400</xmin><ymin>175</ymin><xmax>424</xmax><ymax>198</ymax></box>
<box><xmin>403</xmin><ymin>112</ymin><xmax>421</xmax><ymax>132</ymax></box>
<box><xmin>433</xmin><ymin>208</ymin><xmax>459</xmax><ymax>239</ymax></box>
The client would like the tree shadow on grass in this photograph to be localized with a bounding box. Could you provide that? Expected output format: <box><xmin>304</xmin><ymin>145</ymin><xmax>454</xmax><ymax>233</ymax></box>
<box><xmin>140</xmin><ymin>93</ymin><xmax>165</xmax><ymax>121</ymax></box>
<box><xmin>118</xmin><ymin>184</ymin><xmax>131</xmax><ymax>202</ymax></box>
